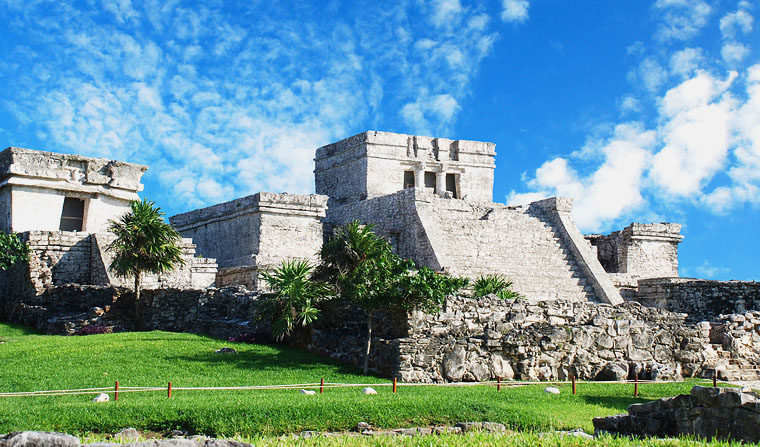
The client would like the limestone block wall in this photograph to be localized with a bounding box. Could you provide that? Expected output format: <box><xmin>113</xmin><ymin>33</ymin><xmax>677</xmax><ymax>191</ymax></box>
<box><xmin>636</xmin><ymin>277</ymin><xmax>760</xmax><ymax>322</ymax></box>
<box><xmin>315</xmin><ymin>131</ymin><xmax>495</xmax><ymax>206</ymax></box>
<box><xmin>23</xmin><ymin>231</ymin><xmax>93</xmax><ymax>293</ymax></box>
<box><xmin>171</xmin><ymin>192</ymin><xmax>327</xmax><ymax>289</ymax></box>
<box><xmin>326</xmin><ymin>188</ymin><xmax>434</xmax><ymax>265</ymax></box>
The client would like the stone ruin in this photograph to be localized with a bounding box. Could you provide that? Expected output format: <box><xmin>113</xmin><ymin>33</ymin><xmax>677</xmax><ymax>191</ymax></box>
<box><xmin>1</xmin><ymin>131</ymin><xmax>760</xmax><ymax>383</ymax></box>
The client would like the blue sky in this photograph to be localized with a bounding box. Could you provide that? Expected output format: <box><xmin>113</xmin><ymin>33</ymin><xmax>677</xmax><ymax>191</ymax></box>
<box><xmin>1</xmin><ymin>0</ymin><xmax>758</xmax><ymax>281</ymax></box>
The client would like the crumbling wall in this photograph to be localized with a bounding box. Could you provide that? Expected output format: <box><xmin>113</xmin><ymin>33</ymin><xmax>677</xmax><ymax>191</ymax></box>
<box><xmin>637</xmin><ymin>278</ymin><xmax>760</xmax><ymax>322</ymax></box>
<box><xmin>396</xmin><ymin>296</ymin><xmax>755</xmax><ymax>383</ymax></box>
<box><xmin>593</xmin><ymin>386</ymin><xmax>760</xmax><ymax>442</ymax></box>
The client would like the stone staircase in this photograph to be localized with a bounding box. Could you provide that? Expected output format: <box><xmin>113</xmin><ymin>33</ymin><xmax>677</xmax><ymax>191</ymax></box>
<box><xmin>421</xmin><ymin>201</ymin><xmax>596</xmax><ymax>302</ymax></box>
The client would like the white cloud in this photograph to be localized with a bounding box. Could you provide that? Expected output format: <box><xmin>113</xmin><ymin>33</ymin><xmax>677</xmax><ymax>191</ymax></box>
<box><xmin>721</xmin><ymin>42</ymin><xmax>750</xmax><ymax>65</ymax></box>
<box><xmin>632</xmin><ymin>57</ymin><xmax>668</xmax><ymax>92</ymax></box>
<box><xmin>619</xmin><ymin>95</ymin><xmax>642</xmax><ymax>114</ymax></box>
<box><xmin>501</xmin><ymin>0</ymin><xmax>529</xmax><ymax>23</ymax></box>
<box><xmin>720</xmin><ymin>9</ymin><xmax>754</xmax><ymax>39</ymax></box>
<box><xmin>431</xmin><ymin>0</ymin><xmax>463</xmax><ymax>27</ymax></box>
<box><xmin>508</xmin><ymin>123</ymin><xmax>655</xmax><ymax>231</ymax></box>
<box><xmin>654</xmin><ymin>0</ymin><xmax>712</xmax><ymax>42</ymax></box>
<box><xmin>649</xmin><ymin>72</ymin><xmax>735</xmax><ymax>197</ymax></box>
<box><xmin>694</xmin><ymin>260</ymin><xmax>730</xmax><ymax>278</ymax></box>
<box><xmin>669</xmin><ymin>48</ymin><xmax>704</xmax><ymax>78</ymax></box>
<box><xmin>2</xmin><ymin>1</ymin><xmax>499</xmax><ymax>213</ymax></box>
<box><xmin>401</xmin><ymin>93</ymin><xmax>460</xmax><ymax>135</ymax></box>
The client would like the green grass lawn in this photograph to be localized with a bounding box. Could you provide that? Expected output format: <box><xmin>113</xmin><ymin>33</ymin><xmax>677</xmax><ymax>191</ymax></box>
<box><xmin>0</xmin><ymin>323</ymin><xmax>707</xmax><ymax>438</ymax></box>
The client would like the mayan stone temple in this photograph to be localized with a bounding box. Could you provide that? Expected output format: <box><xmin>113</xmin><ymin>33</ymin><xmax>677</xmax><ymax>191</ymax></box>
<box><xmin>2</xmin><ymin>131</ymin><xmax>760</xmax><ymax>383</ymax></box>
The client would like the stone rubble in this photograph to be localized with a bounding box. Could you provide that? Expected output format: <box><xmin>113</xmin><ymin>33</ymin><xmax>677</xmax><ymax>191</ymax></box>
<box><xmin>593</xmin><ymin>385</ymin><xmax>760</xmax><ymax>442</ymax></box>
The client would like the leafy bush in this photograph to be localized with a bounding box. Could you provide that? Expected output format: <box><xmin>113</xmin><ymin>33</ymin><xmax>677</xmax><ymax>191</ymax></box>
<box><xmin>0</xmin><ymin>231</ymin><xmax>30</xmax><ymax>271</ymax></box>
<box><xmin>258</xmin><ymin>260</ymin><xmax>332</xmax><ymax>340</ymax></box>
<box><xmin>473</xmin><ymin>274</ymin><xmax>520</xmax><ymax>299</ymax></box>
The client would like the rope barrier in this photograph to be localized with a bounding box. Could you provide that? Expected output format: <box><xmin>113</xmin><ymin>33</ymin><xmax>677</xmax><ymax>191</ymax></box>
<box><xmin>0</xmin><ymin>378</ymin><xmax>724</xmax><ymax>398</ymax></box>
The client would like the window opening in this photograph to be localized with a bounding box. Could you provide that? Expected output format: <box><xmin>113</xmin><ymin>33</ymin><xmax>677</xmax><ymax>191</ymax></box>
<box><xmin>60</xmin><ymin>197</ymin><xmax>85</xmax><ymax>232</ymax></box>
<box><xmin>445</xmin><ymin>173</ymin><xmax>458</xmax><ymax>199</ymax></box>
<box><xmin>424</xmin><ymin>171</ymin><xmax>436</xmax><ymax>193</ymax></box>
<box><xmin>403</xmin><ymin>171</ymin><xmax>415</xmax><ymax>189</ymax></box>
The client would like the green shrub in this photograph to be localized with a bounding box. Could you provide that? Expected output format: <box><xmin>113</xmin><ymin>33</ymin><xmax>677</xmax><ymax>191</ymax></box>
<box><xmin>0</xmin><ymin>230</ymin><xmax>30</xmax><ymax>271</ymax></box>
<box><xmin>473</xmin><ymin>274</ymin><xmax>520</xmax><ymax>299</ymax></box>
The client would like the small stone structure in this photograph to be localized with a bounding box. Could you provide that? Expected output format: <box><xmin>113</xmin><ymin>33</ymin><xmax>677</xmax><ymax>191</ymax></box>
<box><xmin>170</xmin><ymin>192</ymin><xmax>327</xmax><ymax>289</ymax></box>
<box><xmin>593</xmin><ymin>386</ymin><xmax>760</xmax><ymax>442</ymax></box>
<box><xmin>0</xmin><ymin>147</ymin><xmax>217</xmax><ymax>295</ymax></box>
<box><xmin>314</xmin><ymin>130</ymin><xmax>495</xmax><ymax>205</ymax></box>
<box><xmin>0</xmin><ymin>147</ymin><xmax>147</xmax><ymax>233</ymax></box>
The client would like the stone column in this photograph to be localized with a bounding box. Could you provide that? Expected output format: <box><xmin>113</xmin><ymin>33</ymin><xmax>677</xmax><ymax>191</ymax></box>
<box><xmin>435</xmin><ymin>170</ymin><xmax>445</xmax><ymax>196</ymax></box>
<box><xmin>415</xmin><ymin>163</ymin><xmax>425</xmax><ymax>189</ymax></box>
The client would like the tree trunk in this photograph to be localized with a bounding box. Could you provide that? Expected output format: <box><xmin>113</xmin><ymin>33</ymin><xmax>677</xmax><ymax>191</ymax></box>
<box><xmin>134</xmin><ymin>272</ymin><xmax>142</xmax><ymax>330</ymax></box>
<box><xmin>363</xmin><ymin>310</ymin><xmax>373</xmax><ymax>375</ymax></box>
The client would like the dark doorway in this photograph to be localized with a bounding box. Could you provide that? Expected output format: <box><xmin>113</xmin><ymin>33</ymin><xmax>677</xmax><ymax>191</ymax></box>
<box><xmin>424</xmin><ymin>171</ymin><xmax>436</xmax><ymax>193</ymax></box>
<box><xmin>60</xmin><ymin>198</ymin><xmax>85</xmax><ymax>232</ymax></box>
<box><xmin>403</xmin><ymin>171</ymin><xmax>415</xmax><ymax>189</ymax></box>
<box><xmin>446</xmin><ymin>173</ymin><xmax>458</xmax><ymax>198</ymax></box>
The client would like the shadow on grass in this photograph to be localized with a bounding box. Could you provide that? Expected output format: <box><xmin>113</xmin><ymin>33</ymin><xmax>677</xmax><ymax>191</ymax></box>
<box><xmin>167</xmin><ymin>347</ymin><xmax>366</xmax><ymax>377</ymax></box>
<box><xmin>581</xmin><ymin>395</ymin><xmax>648</xmax><ymax>411</ymax></box>
<box><xmin>0</xmin><ymin>322</ymin><xmax>43</xmax><ymax>337</ymax></box>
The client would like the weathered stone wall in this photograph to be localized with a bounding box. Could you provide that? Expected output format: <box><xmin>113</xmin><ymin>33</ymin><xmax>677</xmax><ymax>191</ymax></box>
<box><xmin>23</xmin><ymin>231</ymin><xmax>93</xmax><ymax>293</ymax></box>
<box><xmin>315</xmin><ymin>131</ymin><xmax>495</xmax><ymax>206</ymax></box>
<box><xmin>0</xmin><ymin>283</ymin><xmax>261</xmax><ymax>337</ymax></box>
<box><xmin>0</xmin><ymin>186</ymin><xmax>10</xmax><ymax>232</ymax></box>
<box><xmin>0</xmin><ymin>146</ymin><xmax>146</xmax><ymax>233</ymax></box>
<box><xmin>326</xmin><ymin>188</ymin><xmax>431</xmax><ymax>264</ymax></box>
<box><xmin>3</xmin><ymin>279</ymin><xmax>760</xmax><ymax>383</ymax></box>
<box><xmin>2</xmin><ymin>231</ymin><xmax>216</xmax><ymax>299</ymax></box>
<box><xmin>171</xmin><ymin>193</ymin><xmax>326</xmax><ymax>289</ymax></box>
<box><xmin>637</xmin><ymin>277</ymin><xmax>760</xmax><ymax>322</ymax></box>
<box><xmin>396</xmin><ymin>296</ymin><xmax>752</xmax><ymax>383</ymax></box>
<box><xmin>594</xmin><ymin>386</ymin><xmax>760</xmax><ymax>442</ymax></box>
<box><xmin>90</xmin><ymin>233</ymin><xmax>217</xmax><ymax>289</ymax></box>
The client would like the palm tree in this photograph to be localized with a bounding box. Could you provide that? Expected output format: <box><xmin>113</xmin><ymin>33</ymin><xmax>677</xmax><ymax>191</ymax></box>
<box><xmin>319</xmin><ymin>221</ymin><xmax>399</xmax><ymax>375</ymax></box>
<box><xmin>107</xmin><ymin>199</ymin><xmax>184</xmax><ymax>328</ymax></box>
<box><xmin>259</xmin><ymin>259</ymin><xmax>332</xmax><ymax>340</ymax></box>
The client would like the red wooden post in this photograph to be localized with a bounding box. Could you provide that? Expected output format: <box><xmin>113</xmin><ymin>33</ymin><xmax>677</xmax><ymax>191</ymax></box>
<box><xmin>393</xmin><ymin>377</ymin><xmax>397</xmax><ymax>394</ymax></box>
<box><xmin>713</xmin><ymin>373</ymin><xmax>717</xmax><ymax>388</ymax></box>
<box><xmin>634</xmin><ymin>375</ymin><xmax>639</xmax><ymax>397</ymax></box>
<box><xmin>497</xmin><ymin>376</ymin><xmax>501</xmax><ymax>392</ymax></box>
<box><xmin>571</xmin><ymin>375</ymin><xmax>576</xmax><ymax>395</ymax></box>
<box><xmin>168</xmin><ymin>382</ymin><xmax>172</xmax><ymax>399</ymax></box>
<box><xmin>320</xmin><ymin>377</ymin><xmax>324</xmax><ymax>394</ymax></box>
<box><xmin>114</xmin><ymin>381</ymin><xmax>119</xmax><ymax>401</ymax></box>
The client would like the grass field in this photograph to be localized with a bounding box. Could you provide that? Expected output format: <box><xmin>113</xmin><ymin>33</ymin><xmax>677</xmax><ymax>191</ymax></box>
<box><xmin>0</xmin><ymin>323</ymin><xmax>707</xmax><ymax>438</ymax></box>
